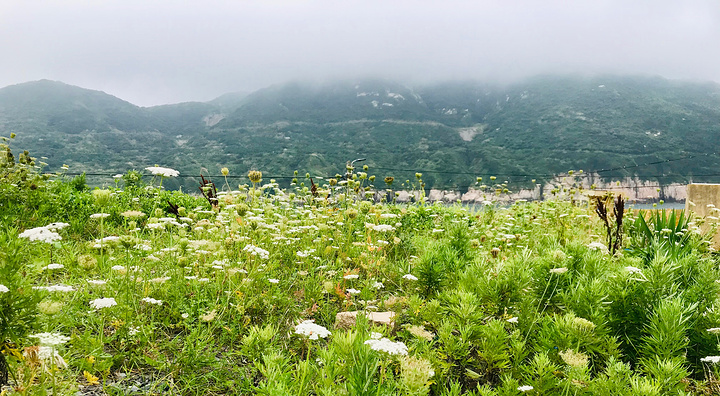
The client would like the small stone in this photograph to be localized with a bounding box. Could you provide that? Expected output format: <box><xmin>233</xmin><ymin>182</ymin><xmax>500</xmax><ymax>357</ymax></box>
<box><xmin>335</xmin><ymin>311</ymin><xmax>396</xmax><ymax>329</ymax></box>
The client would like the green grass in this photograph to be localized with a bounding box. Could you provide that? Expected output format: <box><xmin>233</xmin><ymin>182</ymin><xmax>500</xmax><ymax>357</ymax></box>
<box><xmin>2</xmin><ymin>147</ymin><xmax>720</xmax><ymax>395</ymax></box>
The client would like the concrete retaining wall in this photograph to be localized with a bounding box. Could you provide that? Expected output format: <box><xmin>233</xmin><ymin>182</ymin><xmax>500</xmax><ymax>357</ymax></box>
<box><xmin>685</xmin><ymin>184</ymin><xmax>720</xmax><ymax>249</ymax></box>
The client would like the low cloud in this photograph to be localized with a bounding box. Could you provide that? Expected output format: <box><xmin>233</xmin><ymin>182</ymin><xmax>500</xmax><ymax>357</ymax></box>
<box><xmin>1</xmin><ymin>0</ymin><xmax>718</xmax><ymax>106</ymax></box>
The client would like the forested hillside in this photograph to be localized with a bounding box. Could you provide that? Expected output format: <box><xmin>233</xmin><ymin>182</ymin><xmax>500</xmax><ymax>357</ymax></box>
<box><xmin>2</xmin><ymin>75</ymin><xmax>719</xmax><ymax>190</ymax></box>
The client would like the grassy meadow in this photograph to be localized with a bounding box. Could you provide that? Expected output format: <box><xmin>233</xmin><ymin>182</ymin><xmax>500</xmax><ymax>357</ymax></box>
<box><xmin>2</xmin><ymin>140</ymin><xmax>720</xmax><ymax>395</ymax></box>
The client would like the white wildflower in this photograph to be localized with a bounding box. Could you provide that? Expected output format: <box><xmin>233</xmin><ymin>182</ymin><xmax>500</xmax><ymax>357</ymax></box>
<box><xmin>518</xmin><ymin>385</ymin><xmax>534</xmax><ymax>392</ymax></box>
<box><xmin>269</xmin><ymin>278</ymin><xmax>280</xmax><ymax>284</ymax></box>
<box><xmin>507</xmin><ymin>317</ymin><xmax>519</xmax><ymax>323</ymax></box>
<box><xmin>90</xmin><ymin>297</ymin><xmax>117</xmax><ymax>310</ymax></box>
<box><xmin>150</xmin><ymin>277</ymin><xmax>170</xmax><ymax>284</ymax></box>
<box><xmin>45</xmin><ymin>222</ymin><xmax>69</xmax><ymax>231</ymax></box>
<box><xmin>243</xmin><ymin>244</ymin><xmax>269</xmax><ymax>259</ymax></box>
<box><xmin>707</xmin><ymin>328</ymin><xmax>720</xmax><ymax>334</ymax></box>
<box><xmin>364</xmin><ymin>337</ymin><xmax>408</xmax><ymax>355</ymax></box>
<box><xmin>368</xmin><ymin>224</ymin><xmax>395</xmax><ymax>232</ymax></box>
<box><xmin>90</xmin><ymin>213</ymin><xmax>110</xmax><ymax>219</ymax></box>
<box><xmin>402</xmin><ymin>274</ymin><xmax>418</xmax><ymax>281</ymax></box>
<box><xmin>701</xmin><ymin>356</ymin><xmax>720</xmax><ymax>364</ymax></box>
<box><xmin>141</xmin><ymin>297</ymin><xmax>163</xmax><ymax>305</ymax></box>
<box><xmin>33</xmin><ymin>285</ymin><xmax>75</xmax><ymax>292</ymax></box>
<box><xmin>346</xmin><ymin>288</ymin><xmax>361</xmax><ymax>295</ymax></box>
<box><xmin>96</xmin><ymin>236</ymin><xmax>120</xmax><ymax>243</ymax></box>
<box><xmin>344</xmin><ymin>274</ymin><xmax>360</xmax><ymax>280</ymax></box>
<box><xmin>29</xmin><ymin>346</ymin><xmax>67</xmax><ymax>369</ymax></box>
<box><xmin>29</xmin><ymin>332</ymin><xmax>71</xmax><ymax>346</ymax></box>
<box><xmin>0</xmin><ymin>284</ymin><xmax>8</xmax><ymax>293</ymax></box>
<box><xmin>587</xmin><ymin>241</ymin><xmax>608</xmax><ymax>253</ymax></box>
<box><xmin>42</xmin><ymin>263</ymin><xmax>64</xmax><ymax>270</ymax></box>
<box><xmin>297</xmin><ymin>249</ymin><xmax>316</xmax><ymax>258</ymax></box>
<box><xmin>145</xmin><ymin>166</ymin><xmax>179</xmax><ymax>178</ymax></box>
<box><xmin>624</xmin><ymin>266</ymin><xmax>643</xmax><ymax>274</ymax></box>
<box><xmin>295</xmin><ymin>320</ymin><xmax>331</xmax><ymax>340</ymax></box>
<box><xmin>19</xmin><ymin>226</ymin><xmax>62</xmax><ymax>243</ymax></box>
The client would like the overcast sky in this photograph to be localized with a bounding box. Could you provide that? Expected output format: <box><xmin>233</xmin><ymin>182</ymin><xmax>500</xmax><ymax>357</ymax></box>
<box><xmin>1</xmin><ymin>0</ymin><xmax>719</xmax><ymax>106</ymax></box>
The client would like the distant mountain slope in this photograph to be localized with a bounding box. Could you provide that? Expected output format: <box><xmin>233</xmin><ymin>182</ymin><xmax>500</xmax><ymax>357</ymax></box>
<box><xmin>1</xmin><ymin>76</ymin><xmax>719</xmax><ymax>190</ymax></box>
<box><xmin>0</xmin><ymin>80</ymin><xmax>154</xmax><ymax>134</ymax></box>
<box><xmin>220</xmin><ymin>80</ymin><xmax>431</xmax><ymax>126</ymax></box>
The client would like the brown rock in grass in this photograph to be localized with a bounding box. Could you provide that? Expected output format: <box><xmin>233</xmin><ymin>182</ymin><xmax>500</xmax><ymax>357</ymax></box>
<box><xmin>335</xmin><ymin>311</ymin><xmax>396</xmax><ymax>330</ymax></box>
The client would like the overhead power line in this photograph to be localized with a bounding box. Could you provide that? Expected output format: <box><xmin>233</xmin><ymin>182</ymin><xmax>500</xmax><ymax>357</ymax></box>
<box><xmin>49</xmin><ymin>151</ymin><xmax>719</xmax><ymax>183</ymax></box>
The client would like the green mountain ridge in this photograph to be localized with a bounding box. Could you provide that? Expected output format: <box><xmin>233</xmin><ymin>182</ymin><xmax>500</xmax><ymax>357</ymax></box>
<box><xmin>1</xmin><ymin>75</ymin><xmax>719</xmax><ymax>191</ymax></box>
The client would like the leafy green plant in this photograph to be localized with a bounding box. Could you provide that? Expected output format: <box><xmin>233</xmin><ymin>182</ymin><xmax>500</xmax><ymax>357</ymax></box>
<box><xmin>0</xmin><ymin>229</ymin><xmax>41</xmax><ymax>386</ymax></box>
<box><xmin>627</xmin><ymin>209</ymin><xmax>694</xmax><ymax>262</ymax></box>
<box><xmin>640</xmin><ymin>296</ymin><xmax>696</xmax><ymax>363</ymax></box>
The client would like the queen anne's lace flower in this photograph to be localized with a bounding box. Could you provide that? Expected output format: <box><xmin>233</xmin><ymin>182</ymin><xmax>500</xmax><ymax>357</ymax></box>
<box><xmin>141</xmin><ymin>297</ymin><xmax>163</xmax><ymax>305</ymax></box>
<box><xmin>295</xmin><ymin>320</ymin><xmax>331</xmax><ymax>340</ymax></box>
<box><xmin>45</xmin><ymin>222</ymin><xmax>69</xmax><ymax>231</ymax></box>
<box><xmin>29</xmin><ymin>332</ymin><xmax>71</xmax><ymax>346</ymax></box>
<box><xmin>364</xmin><ymin>337</ymin><xmax>408</xmax><ymax>355</ymax></box>
<box><xmin>29</xmin><ymin>346</ymin><xmax>67</xmax><ymax>369</ymax></box>
<box><xmin>243</xmin><ymin>244</ymin><xmax>269</xmax><ymax>259</ymax></box>
<box><xmin>371</xmin><ymin>224</ymin><xmax>395</xmax><ymax>232</ymax></box>
<box><xmin>297</xmin><ymin>249</ymin><xmax>315</xmax><ymax>258</ymax></box>
<box><xmin>90</xmin><ymin>297</ymin><xmax>117</xmax><ymax>310</ymax></box>
<box><xmin>145</xmin><ymin>166</ymin><xmax>180</xmax><ymax>177</ymax></box>
<box><xmin>0</xmin><ymin>284</ymin><xmax>9</xmax><ymax>293</ymax></box>
<box><xmin>402</xmin><ymin>274</ymin><xmax>418</xmax><ymax>281</ymax></box>
<box><xmin>701</xmin><ymin>356</ymin><xmax>720</xmax><ymax>364</ymax></box>
<box><xmin>121</xmin><ymin>210</ymin><xmax>146</xmax><ymax>218</ymax></box>
<box><xmin>150</xmin><ymin>277</ymin><xmax>171</xmax><ymax>284</ymax></box>
<box><xmin>90</xmin><ymin>213</ymin><xmax>110</xmax><ymax>219</ymax></box>
<box><xmin>33</xmin><ymin>285</ymin><xmax>75</xmax><ymax>292</ymax></box>
<box><xmin>19</xmin><ymin>226</ymin><xmax>62</xmax><ymax>243</ymax></box>
<box><xmin>587</xmin><ymin>241</ymin><xmax>608</xmax><ymax>253</ymax></box>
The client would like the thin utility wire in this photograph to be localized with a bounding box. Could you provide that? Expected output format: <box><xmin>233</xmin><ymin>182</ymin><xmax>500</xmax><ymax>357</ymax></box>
<box><xmin>50</xmin><ymin>151</ymin><xmax>719</xmax><ymax>183</ymax></box>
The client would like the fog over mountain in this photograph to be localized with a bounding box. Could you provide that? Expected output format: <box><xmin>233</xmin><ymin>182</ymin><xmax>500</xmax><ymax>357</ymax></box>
<box><xmin>1</xmin><ymin>0</ymin><xmax>719</xmax><ymax>106</ymax></box>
